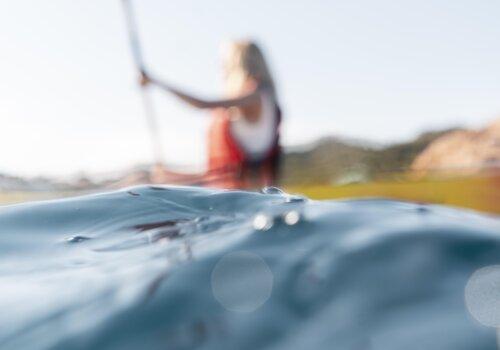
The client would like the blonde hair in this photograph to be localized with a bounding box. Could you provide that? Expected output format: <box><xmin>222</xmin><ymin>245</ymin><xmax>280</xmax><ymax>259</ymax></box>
<box><xmin>221</xmin><ymin>40</ymin><xmax>276</xmax><ymax>97</ymax></box>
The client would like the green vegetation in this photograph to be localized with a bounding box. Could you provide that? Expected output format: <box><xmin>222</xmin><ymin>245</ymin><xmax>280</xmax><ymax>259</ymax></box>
<box><xmin>281</xmin><ymin>129</ymin><xmax>456</xmax><ymax>186</ymax></box>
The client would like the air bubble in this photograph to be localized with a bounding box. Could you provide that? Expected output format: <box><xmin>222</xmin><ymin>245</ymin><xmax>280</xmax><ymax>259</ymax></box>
<box><xmin>260</xmin><ymin>187</ymin><xmax>285</xmax><ymax>195</ymax></box>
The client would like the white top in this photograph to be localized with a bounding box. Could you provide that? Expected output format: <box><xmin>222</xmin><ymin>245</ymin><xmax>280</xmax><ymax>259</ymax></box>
<box><xmin>230</xmin><ymin>91</ymin><xmax>277</xmax><ymax>162</ymax></box>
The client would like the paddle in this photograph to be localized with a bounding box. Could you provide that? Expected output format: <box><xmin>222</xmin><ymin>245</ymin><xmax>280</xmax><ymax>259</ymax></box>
<box><xmin>121</xmin><ymin>0</ymin><xmax>164</xmax><ymax>166</ymax></box>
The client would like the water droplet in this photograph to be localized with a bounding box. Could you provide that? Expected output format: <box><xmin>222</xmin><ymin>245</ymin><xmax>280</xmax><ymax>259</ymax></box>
<box><xmin>253</xmin><ymin>213</ymin><xmax>274</xmax><ymax>231</ymax></box>
<box><xmin>260</xmin><ymin>187</ymin><xmax>285</xmax><ymax>195</ymax></box>
<box><xmin>150</xmin><ymin>186</ymin><xmax>167</xmax><ymax>191</ymax></box>
<box><xmin>285</xmin><ymin>195</ymin><xmax>306</xmax><ymax>203</ymax></box>
<box><xmin>283</xmin><ymin>210</ymin><xmax>301</xmax><ymax>226</ymax></box>
<box><xmin>66</xmin><ymin>235</ymin><xmax>91</xmax><ymax>243</ymax></box>
<box><xmin>416</xmin><ymin>205</ymin><xmax>430</xmax><ymax>214</ymax></box>
<box><xmin>194</xmin><ymin>216</ymin><xmax>209</xmax><ymax>223</ymax></box>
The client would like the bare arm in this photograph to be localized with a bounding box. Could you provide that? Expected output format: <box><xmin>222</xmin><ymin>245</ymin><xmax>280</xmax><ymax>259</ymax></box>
<box><xmin>149</xmin><ymin>76</ymin><xmax>260</xmax><ymax>110</ymax></box>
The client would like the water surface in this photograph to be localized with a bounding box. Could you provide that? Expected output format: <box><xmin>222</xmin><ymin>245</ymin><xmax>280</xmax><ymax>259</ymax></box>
<box><xmin>0</xmin><ymin>186</ymin><xmax>499</xmax><ymax>349</ymax></box>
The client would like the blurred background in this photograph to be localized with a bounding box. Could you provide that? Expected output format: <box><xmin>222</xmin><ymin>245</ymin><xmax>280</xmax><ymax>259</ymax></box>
<box><xmin>1</xmin><ymin>0</ymin><xmax>499</xmax><ymax>212</ymax></box>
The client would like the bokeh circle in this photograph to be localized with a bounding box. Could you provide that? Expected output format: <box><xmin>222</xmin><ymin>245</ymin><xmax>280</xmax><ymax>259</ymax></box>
<box><xmin>211</xmin><ymin>251</ymin><xmax>273</xmax><ymax>313</ymax></box>
<box><xmin>465</xmin><ymin>265</ymin><xmax>500</xmax><ymax>327</ymax></box>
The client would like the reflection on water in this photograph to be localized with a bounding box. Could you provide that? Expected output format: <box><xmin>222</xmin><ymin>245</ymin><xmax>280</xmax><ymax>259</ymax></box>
<box><xmin>0</xmin><ymin>185</ymin><xmax>499</xmax><ymax>349</ymax></box>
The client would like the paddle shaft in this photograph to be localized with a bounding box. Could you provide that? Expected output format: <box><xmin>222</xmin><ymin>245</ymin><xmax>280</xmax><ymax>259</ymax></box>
<box><xmin>121</xmin><ymin>0</ymin><xmax>164</xmax><ymax>165</ymax></box>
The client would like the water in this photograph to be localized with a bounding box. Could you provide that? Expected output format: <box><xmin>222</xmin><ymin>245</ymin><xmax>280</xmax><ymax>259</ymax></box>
<box><xmin>0</xmin><ymin>185</ymin><xmax>499</xmax><ymax>350</ymax></box>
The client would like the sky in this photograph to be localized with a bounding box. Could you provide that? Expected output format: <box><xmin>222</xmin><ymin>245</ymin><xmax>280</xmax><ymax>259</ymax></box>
<box><xmin>1</xmin><ymin>0</ymin><xmax>499</xmax><ymax>177</ymax></box>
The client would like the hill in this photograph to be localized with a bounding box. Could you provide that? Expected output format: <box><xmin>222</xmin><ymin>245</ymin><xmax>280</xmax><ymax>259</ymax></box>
<box><xmin>411</xmin><ymin>118</ymin><xmax>500</xmax><ymax>177</ymax></box>
<box><xmin>281</xmin><ymin>129</ymin><xmax>455</xmax><ymax>186</ymax></box>
<box><xmin>2</xmin><ymin>123</ymin><xmax>491</xmax><ymax>191</ymax></box>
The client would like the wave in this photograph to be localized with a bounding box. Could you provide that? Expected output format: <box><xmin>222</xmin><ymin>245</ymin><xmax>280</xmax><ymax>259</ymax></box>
<box><xmin>0</xmin><ymin>186</ymin><xmax>499</xmax><ymax>349</ymax></box>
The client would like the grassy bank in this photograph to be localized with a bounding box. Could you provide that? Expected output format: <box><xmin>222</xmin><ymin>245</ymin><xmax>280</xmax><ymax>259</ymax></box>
<box><xmin>0</xmin><ymin>192</ymin><xmax>77</xmax><ymax>206</ymax></box>
<box><xmin>289</xmin><ymin>173</ymin><xmax>500</xmax><ymax>215</ymax></box>
<box><xmin>2</xmin><ymin>174</ymin><xmax>498</xmax><ymax>215</ymax></box>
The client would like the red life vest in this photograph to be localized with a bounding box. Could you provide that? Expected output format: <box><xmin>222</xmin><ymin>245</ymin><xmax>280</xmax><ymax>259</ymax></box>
<box><xmin>207</xmin><ymin>106</ymin><xmax>281</xmax><ymax>189</ymax></box>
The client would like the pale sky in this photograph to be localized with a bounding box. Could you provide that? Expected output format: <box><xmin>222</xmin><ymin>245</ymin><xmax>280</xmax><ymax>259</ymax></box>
<box><xmin>1</xmin><ymin>0</ymin><xmax>499</xmax><ymax>177</ymax></box>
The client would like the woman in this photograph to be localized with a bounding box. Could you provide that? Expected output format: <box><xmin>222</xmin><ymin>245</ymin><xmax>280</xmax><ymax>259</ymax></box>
<box><xmin>142</xmin><ymin>40</ymin><xmax>282</xmax><ymax>189</ymax></box>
